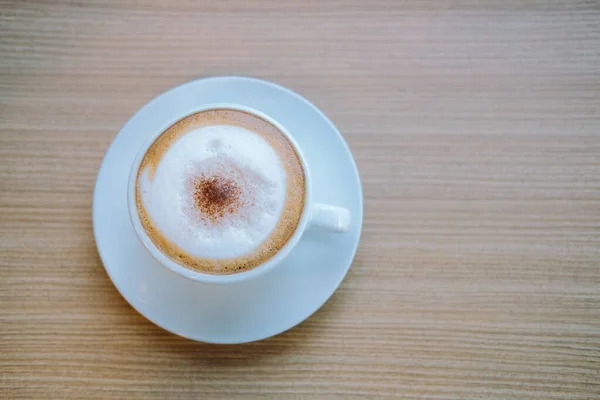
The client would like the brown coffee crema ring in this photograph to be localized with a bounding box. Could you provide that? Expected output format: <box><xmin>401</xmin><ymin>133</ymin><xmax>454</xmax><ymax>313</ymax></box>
<box><xmin>135</xmin><ymin>109</ymin><xmax>306</xmax><ymax>275</ymax></box>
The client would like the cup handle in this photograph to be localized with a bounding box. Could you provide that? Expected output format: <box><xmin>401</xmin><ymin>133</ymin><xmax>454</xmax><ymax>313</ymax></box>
<box><xmin>308</xmin><ymin>203</ymin><xmax>350</xmax><ymax>233</ymax></box>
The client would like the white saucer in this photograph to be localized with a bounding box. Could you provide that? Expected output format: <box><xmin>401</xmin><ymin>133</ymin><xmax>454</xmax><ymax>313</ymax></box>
<box><xmin>93</xmin><ymin>76</ymin><xmax>363</xmax><ymax>343</ymax></box>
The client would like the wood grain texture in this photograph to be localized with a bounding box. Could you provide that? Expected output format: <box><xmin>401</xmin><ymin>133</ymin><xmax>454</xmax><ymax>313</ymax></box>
<box><xmin>1</xmin><ymin>1</ymin><xmax>599</xmax><ymax>399</ymax></box>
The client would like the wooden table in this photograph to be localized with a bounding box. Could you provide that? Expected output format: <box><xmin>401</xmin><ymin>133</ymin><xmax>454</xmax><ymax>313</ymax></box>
<box><xmin>2</xmin><ymin>1</ymin><xmax>599</xmax><ymax>399</ymax></box>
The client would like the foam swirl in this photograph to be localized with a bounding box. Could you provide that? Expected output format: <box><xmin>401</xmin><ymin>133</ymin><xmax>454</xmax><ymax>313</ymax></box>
<box><xmin>139</xmin><ymin>125</ymin><xmax>286</xmax><ymax>259</ymax></box>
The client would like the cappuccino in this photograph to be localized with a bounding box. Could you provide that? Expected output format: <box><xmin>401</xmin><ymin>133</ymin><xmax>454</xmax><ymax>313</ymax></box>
<box><xmin>135</xmin><ymin>109</ymin><xmax>305</xmax><ymax>275</ymax></box>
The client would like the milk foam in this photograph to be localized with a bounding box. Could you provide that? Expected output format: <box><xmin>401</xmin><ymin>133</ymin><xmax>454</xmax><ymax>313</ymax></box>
<box><xmin>139</xmin><ymin>125</ymin><xmax>286</xmax><ymax>259</ymax></box>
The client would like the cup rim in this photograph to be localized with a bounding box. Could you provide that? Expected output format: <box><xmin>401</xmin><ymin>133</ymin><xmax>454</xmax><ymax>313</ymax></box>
<box><xmin>126</xmin><ymin>103</ymin><xmax>313</xmax><ymax>284</ymax></box>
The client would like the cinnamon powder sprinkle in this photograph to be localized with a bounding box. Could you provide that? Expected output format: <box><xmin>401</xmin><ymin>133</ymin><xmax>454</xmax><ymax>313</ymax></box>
<box><xmin>192</xmin><ymin>175</ymin><xmax>241</xmax><ymax>222</ymax></box>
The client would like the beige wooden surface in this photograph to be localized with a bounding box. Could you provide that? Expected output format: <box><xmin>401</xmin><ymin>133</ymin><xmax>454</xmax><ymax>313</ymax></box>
<box><xmin>1</xmin><ymin>1</ymin><xmax>600</xmax><ymax>399</ymax></box>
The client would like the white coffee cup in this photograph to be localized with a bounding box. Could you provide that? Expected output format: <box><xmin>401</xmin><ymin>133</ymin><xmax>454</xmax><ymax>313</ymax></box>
<box><xmin>127</xmin><ymin>103</ymin><xmax>350</xmax><ymax>284</ymax></box>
